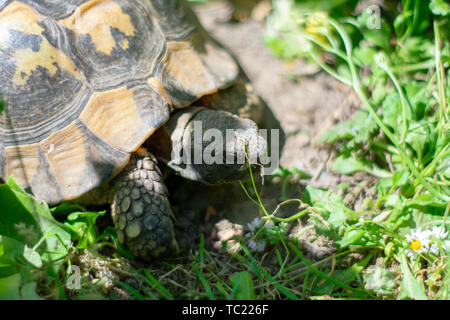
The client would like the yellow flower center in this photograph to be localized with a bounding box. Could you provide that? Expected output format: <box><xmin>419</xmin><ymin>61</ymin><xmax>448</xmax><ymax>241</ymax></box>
<box><xmin>410</xmin><ymin>240</ymin><xmax>422</xmax><ymax>251</ymax></box>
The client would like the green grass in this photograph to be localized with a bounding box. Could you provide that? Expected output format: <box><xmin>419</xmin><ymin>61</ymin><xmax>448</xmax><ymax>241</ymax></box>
<box><xmin>264</xmin><ymin>0</ymin><xmax>449</xmax><ymax>299</ymax></box>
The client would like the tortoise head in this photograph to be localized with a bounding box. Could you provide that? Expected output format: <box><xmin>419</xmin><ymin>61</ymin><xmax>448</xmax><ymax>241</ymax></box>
<box><xmin>160</xmin><ymin>107</ymin><xmax>268</xmax><ymax>184</ymax></box>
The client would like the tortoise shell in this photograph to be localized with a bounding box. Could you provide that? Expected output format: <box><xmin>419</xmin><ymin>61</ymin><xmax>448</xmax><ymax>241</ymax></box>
<box><xmin>0</xmin><ymin>0</ymin><xmax>239</xmax><ymax>203</ymax></box>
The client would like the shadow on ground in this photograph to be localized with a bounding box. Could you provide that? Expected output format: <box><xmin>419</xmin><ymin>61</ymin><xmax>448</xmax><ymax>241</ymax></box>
<box><xmin>168</xmin><ymin>1</ymin><xmax>356</xmax><ymax>254</ymax></box>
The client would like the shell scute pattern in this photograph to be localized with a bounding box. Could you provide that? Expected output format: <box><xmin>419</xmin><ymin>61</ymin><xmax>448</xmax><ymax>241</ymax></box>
<box><xmin>0</xmin><ymin>0</ymin><xmax>238</xmax><ymax>203</ymax></box>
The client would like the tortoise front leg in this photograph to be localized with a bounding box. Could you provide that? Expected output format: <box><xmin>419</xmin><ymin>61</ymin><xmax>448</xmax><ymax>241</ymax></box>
<box><xmin>111</xmin><ymin>153</ymin><xmax>178</xmax><ymax>261</ymax></box>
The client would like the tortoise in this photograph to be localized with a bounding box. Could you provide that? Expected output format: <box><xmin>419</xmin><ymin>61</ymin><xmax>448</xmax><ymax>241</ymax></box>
<box><xmin>0</xmin><ymin>0</ymin><xmax>272</xmax><ymax>260</ymax></box>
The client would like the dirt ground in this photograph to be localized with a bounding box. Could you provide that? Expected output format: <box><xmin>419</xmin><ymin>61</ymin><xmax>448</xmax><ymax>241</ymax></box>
<box><xmin>167</xmin><ymin>1</ymin><xmax>358</xmax><ymax>253</ymax></box>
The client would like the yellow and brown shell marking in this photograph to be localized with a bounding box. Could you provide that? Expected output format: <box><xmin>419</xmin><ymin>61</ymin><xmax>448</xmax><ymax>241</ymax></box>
<box><xmin>0</xmin><ymin>0</ymin><xmax>238</xmax><ymax>203</ymax></box>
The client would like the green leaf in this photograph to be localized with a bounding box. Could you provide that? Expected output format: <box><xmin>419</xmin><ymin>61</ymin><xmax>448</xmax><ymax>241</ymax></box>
<box><xmin>336</xmin><ymin>229</ymin><xmax>365</xmax><ymax>248</ymax></box>
<box><xmin>305</xmin><ymin>186</ymin><xmax>354</xmax><ymax>228</ymax></box>
<box><xmin>398</xmin><ymin>252</ymin><xmax>428</xmax><ymax>300</ymax></box>
<box><xmin>392</xmin><ymin>170</ymin><xmax>410</xmax><ymax>187</ymax></box>
<box><xmin>430</xmin><ymin>0</ymin><xmax>450</xmax><ymax>16</ymax></box>
<box><xmin>96</xmin><ymin>226</ymin><xmax>135</xmax><ymax>260</ymax></box>
<box><xmin>0</xmin><ymin>273</ymin><xmax>21</xmax><ymax>299</ymax></box>
<box><xmin>357</xmin><ymin>11</ymin><xmax>391</xmax><ymax>50</ymax></box>
<box><xmin>378</xmin><ymin>170</ymin><xmax>410</xmax><ymax>189</ymax></box>
<box><xmin>331</xmin><ymin>156</ymin><xmax>367</xmax><ymax>175</ymax></box>
<box><xmin>0</xmin><ymin>273</ymin><xmax>46</xmax><ymax>300</ymax></box>
<box><xmin>441</xmin><ymin>255</ymin><xmax>450</xmax><ymax>299</ymax></box>
<box><xmin>336</xmin><ymin>64</ymin><xmax>352</xmax><ymax>83</ymax></box>
<box><xmin>20</xmin><ymin>282</ymin><xmax>43</xmax><ymax>300</ymax></box>
<box><xmin>318</xmin><ymin>121</ymin><xmax>354</xmax><ymax>143</ymax></box>
<box><xmin>318</xmin><ymin>110</ymin><xmax>377</xmax><ymax>145</ymax></box>
<box><xmin>354</xmin><ymin>45</ymin><xmax>377</xmax><ymax>66</ymax></box>
<box><xmin>0</xmin><ymin>183</ymin><xmax>43</xmax><ymax>246</ymax></box>
<box><xmin>64</xmin><ymin>210</ymin><xmax>105</xmax><ymax>249</ymax></box>
<box><xmin>405</xmin><ymin>121</ymin><xmax>435</xmax><ymax>160</ymax></box>
<box><xmin>264</xmin><ymin>35</ymin><xmax>309</xmax><ymax>60</ymax></box>
<box><xmin>394</xmin><ymin>0</ymin><xmax>432</xmax><ymax>37</ymax></box>
<box><xmin>381</xmin><ymin>92</ymin><xmax>401</xmax><ymax>131</ymax></box>
<box><xmin>406</xmin><ymin>194</ymin><xmax>448</xmax><ymax>208</ymax></box>
<box><xmin>50</xmin><ymin>202</ymin><xmax>86</xmax><ymax>217</ymax></box>
<box><xmin>313</xmin><ymin>252</ymin><xmax>374</xmax><ymax>296</ymax></box>
<box><xmin>0</xmin><ymin>257</ymin><xmax>17</xmax><ymax>278</ymax></box>
<box><xmin>230</xmin><ymin>271</ymin><xmax>255</xmax><ymax>300</ymax></box>
<box><xmin>0</xmin><ymin>176</ymin><xmax>71</xmax><ymax>266</ymax></box>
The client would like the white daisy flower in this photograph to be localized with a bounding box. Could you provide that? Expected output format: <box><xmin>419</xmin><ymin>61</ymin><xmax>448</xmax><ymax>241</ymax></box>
<box><xmin>405</xmin><ymin>228</ymin><xmax>432</xmax><ymax>259</ymax></box>
<box><xmin>429</xmin><ymin>226</ymin><xmax>450</xmax><ymax>255</ymax></box>
<box><xmin>430</xmin><ymin>226</ymin><xmax>449</xmax><ymax>239</ymax></box>
<box><xmin>405</xmin><ymin>226</ymin><xmax>450</xmax><ymax>259</ymax></box>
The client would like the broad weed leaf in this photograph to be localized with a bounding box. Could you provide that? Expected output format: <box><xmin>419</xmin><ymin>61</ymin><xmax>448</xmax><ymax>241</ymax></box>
<box><xmin>336</xmin><ymin>229</ymin><xmax>365</xmax><ymax>248</ymax></box>
<box><xmin>331</xmin><ymin>156</ymin><xmax>367</xmax><ymax>175</ymax></box>
<box><xmin>0</xmin><ymin>176</ymin><xmax>71</xmax><ymax>265</ymax></box>
<box><xmin>305</xmin><ymin>186</ymin><xmax>354</xmax><ymax>228</ymax></box>
<box><xmin>230</xmin><ymin>271</ymin><xmax>255</xmax><ymax>300</ymax></box>
<box><xmin>398</xmin><ymin>252</ymin><xmax>428</xmax><ymax>300</ymax></box>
